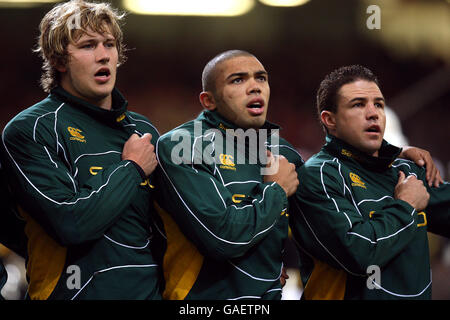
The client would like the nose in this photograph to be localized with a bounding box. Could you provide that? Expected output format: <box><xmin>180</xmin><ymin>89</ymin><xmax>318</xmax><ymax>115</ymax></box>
<box><xmin>247</xmin><ymin>77</ymin><xmax>262</xmax><ymax>95</ymax></box>
<box><xmin>96</xmin><ymin>43</ymin><xmax>110</xmax><ymax>64</ymax></box>
<box><xmin>366</xmin><ymin>103</ymin><xmax>379</xmax><ymax>120</ymax></box>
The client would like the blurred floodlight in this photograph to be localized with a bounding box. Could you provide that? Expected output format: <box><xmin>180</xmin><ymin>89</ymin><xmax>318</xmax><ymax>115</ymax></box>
<box><xmin>0</xmin><ymin>0</ymin><xmax>59</xmax><ymax>7</ymax></box>
<box><xmin>123</xmin><ymin>0</ymin><xmax>255</xmax><ymax>16</ymax></box>
<box><xmin>259</xmin><ymin>0</ymin><xmax>310</xmax><ymax>7</ymax></box>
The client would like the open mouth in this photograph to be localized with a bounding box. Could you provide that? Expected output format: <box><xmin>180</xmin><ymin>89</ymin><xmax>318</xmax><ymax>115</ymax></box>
<box><xmin>365</xmin><ymin>124</ymin><xmax>381</xmax><ymax>134</ymax></box>
<box><xmin>94</xmin><ymin>68</ymin><xmax>111</xmax><ymax>82</ymax></box>
<box><xmin>246</xmin><ymin>98</ymin><xmax>265</xmax><ymax>115</ymax></box>
<box><xmin>95</xmin><ymin>69</ymin><xmax>110</xmax><ymax>76</ymax></box>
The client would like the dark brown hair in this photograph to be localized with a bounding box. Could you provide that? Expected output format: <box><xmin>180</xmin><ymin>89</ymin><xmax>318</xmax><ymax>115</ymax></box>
<box><xmin>316</xmin><ymin>65</ymin><xmax>379</xmax><ymax>125</ymax></box>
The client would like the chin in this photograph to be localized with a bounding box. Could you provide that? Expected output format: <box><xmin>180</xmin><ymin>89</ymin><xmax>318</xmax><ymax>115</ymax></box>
<box><xmin>254</xmin><ymin>116</ymin><xmax>267</xmax><ymax>128</ymax></box>
<box><xmin>237</xmin><ymin>119</ymin><xmax>263</xmax><ymax>130</ymax></box>
<box><xmin>94</xmin><ymin>88</ymin><xmax>113</xmax><ymax>99</ymax></box>
<box><xmin>251</xmin><ymin>121</ymin><xmax>266</xmax><ymax>130</ymax></box>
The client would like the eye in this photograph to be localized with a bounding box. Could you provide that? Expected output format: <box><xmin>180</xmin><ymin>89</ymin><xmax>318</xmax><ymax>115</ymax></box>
<box><xmin>256</xmin><ymin>75</ymin><xmax>267</xmax><ymax>82</ymax></box>
<box><xmin>375</xmin><ymin>102</ymin><xmax>384</xmax><ymax>108</ymax></box>
<box><xmin>353</xmin><ymin>102</ymin><xmax>364</xmax><ymax>108</ymax></box>
<box><xmin>105</xmin><ymin>41</ymin><xmax>116</xmax><ymax>48</ymax></box>
<box><xmin>231</xmin><ymin>78</ymin><xmax>243</xmax><ymax>84</ymax></box>
<box><xmin>80</xmin><ymin>43</ymin><xmax>94</xmax><ymax>49</ymax></box>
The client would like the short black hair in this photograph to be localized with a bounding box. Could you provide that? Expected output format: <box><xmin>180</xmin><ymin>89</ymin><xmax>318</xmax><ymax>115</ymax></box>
<box><xmin>201</xmin><ymin>50</ymin><xmax>255</xmax><ymax>95</ymax></box>
<box><xmin>316</xmin><ymin>65</ymin><xmax>379</xmax><ymax>122</ymax></box>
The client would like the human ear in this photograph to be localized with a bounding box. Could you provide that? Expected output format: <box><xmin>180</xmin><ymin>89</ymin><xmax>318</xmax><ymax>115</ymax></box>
<box><xmin>53</xmin><ymin>59</ymin><xmax>67</xmax><ymax>73</ymax></box>
<box><xmin>199</xmin><ymin>91</ymin><xmax>216</xmax><ymax>111</ymax></box>
<box><xmin>320</xmin><ymin>110</ymin><xmax>336</xmax><ymax>132</ymax></box>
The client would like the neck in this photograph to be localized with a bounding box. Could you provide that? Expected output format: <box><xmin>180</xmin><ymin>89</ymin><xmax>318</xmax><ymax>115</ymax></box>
<box><xmin>92</xmin><ymin>95</ymin><xmax>112</xmax><ymax>110</ymax></box>
<box><xmin>329</xmin><ymin>132</ymin><xmax>380</xmax><ymax>158</ymax></box>
<box><xmin>60</xmin><ymin>81</ymin><xmax>113</xmax><ymax>110</ymax></box>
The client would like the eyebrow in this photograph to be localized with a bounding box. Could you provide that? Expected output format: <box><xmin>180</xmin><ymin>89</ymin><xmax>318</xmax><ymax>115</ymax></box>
<box><xmin>225</xmin><ymin>70</ymin><xmax>268</xmax><ymax>80</ymax></box>
<box><xmin>349</xmin><ymin>96</ymin><xmax>385</xmax><ymax>103</ymax></box>
<box><xmin>77</xmin><ymin>34</ymin><xmax>116</xmax><ymax>43</ymax></box>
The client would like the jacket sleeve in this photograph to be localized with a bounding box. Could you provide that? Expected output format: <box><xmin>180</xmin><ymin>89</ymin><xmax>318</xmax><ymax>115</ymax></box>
<box><xmin>290</xmin><ymin>161</ymin><xmax>420</xmax><ymax>275</ymax></box>
<box><xmin>154</xmin><ymin>132</ymin><xmax>288</xmax><ymax>261</ymax></box>
<box><xmin>395</xmin><ymin>162</ymin><xmax>450</xmax><ymax>238</ymax></box>
<box><xmin>1</xmin><ymin>120</ymin><xmax>144</xmax><ymax>247</ymax></box>
<box><xmin>425</xmin><ymin>182</ymin><xmax>450</xmax><ymax>238</ymax></box>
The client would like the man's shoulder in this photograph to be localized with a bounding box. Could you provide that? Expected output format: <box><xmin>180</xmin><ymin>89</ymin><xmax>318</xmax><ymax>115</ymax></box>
<box><xmin>3</xmin><ymin>96</ymin><xmax>60</xmax><ymax>139</ymax></box>
<box><xmin>125</xmin><ymin>111</ymin><xmax>150</xmax><ymax>122</ymax></box>
<box><xmin>296</xmin><ymin>150</ymin><xmax>350</xmax><ymax>197</ymax></box>
<box><xmin>156</xmin><ymin>118</ymin><xmax>201</xmax><ymax>157</ymax></box>
<box><xmin>126</xmin><ymin>111</ymin><xmax>160</xmax><ymax>137</ymax></box>
<box><xmin>391</xmin><ymin>158</ymin><xmax>425</xmax><ymax>178</ymax></box>
<box><xmin>299</xmin><ymin>149</ymin><xmax>340</xmax><ymax>177</ymax></box>
<box><xmin>159</xmin><ymin>119</ymin><xmax>203</xmax><ymax>142</ymax></box>
<box><xmin>275</xmin><ymin>137</ymin><xmax>304</xmax><ymax>166</ymax></box>
<box><xmin>303</xmin><ymin>148</ymin><xmax>336</xmax><ymax>167</ymax></box>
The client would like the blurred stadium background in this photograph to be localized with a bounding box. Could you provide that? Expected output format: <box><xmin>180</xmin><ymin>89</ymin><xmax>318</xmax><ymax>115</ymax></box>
<box><xmin>0</xmin><ymin>0</ymin><xmax>449</xmax><ymax>300</ymax></box>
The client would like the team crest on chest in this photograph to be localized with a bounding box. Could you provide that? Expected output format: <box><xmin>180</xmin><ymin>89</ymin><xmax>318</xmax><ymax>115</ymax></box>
<box><xmin>219</xmin><ymin>154</ymin><xmax>236</xmax><ymax>171</ymax></box>
<box><xmin>350</xmin><ymin>172</ymin><xmax>366</xmax><ymax>189</ymax></box>
<box><xmin>67</xmin><ymin>127</ymin><xmax>86</xmax><ymax>143</ymax></box>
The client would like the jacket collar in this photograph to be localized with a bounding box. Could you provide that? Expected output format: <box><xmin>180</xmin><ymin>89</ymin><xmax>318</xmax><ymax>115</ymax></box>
<box><xmin>198</xmin><ymin>110</ymin><xmax>281</xmax><ymax>161</ymax></box>
<box><xmin>199</xmin><ymin>109</ymin><xmax>280</xmax><ymax>133</ymax></box>
<box><xmin>50</xmin><ymin>86</ymin><xmax>128</xmax><ymax>125</ymax></box>
<box><xmin>323</xmin><ymin>134</ymin><xmax>402</xmax><ymax>172</ymax></box>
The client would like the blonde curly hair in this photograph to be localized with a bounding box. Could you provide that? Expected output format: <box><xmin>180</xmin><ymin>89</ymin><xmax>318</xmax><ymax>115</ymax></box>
<box><xmin>34</xmin><ymin>0</ymin><xmax>127</xmax><ymax>92</ymax></box>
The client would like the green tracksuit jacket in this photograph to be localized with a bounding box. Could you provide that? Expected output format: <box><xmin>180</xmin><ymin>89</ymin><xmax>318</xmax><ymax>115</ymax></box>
<box><xmin>290</xmin><ymin>135</ymin><xmax>450</xmax><ymax>300</ymax></box>
<box><xmin>0</xmin><ymin>87</ymin><xmax>164</xmax><ymax>300</ymax></box>
<box><xmin>155</xmin><ymin>110</ymin><xmax>304</xmax><ymax>300</ymax></box>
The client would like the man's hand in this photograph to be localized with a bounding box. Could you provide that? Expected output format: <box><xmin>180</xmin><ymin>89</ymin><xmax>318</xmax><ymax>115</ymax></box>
<box><xmin>394</xmin><ymin>171</ymin><xmax>430</xmax><ymax>211</ymax></box>
<box><xmin>122</xmin><ymin>133</ymin><xmax>158</xmax><ymax>177</ymax></box>
<box><xmin>399</xmin><ymin>146</ymin><xmax>443</xmax><ymax>187</ymax></box>
<box><xmin>263</xmin><ymin>151</ymin><xmax>299</xmax><ymax>197</ymax></box>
